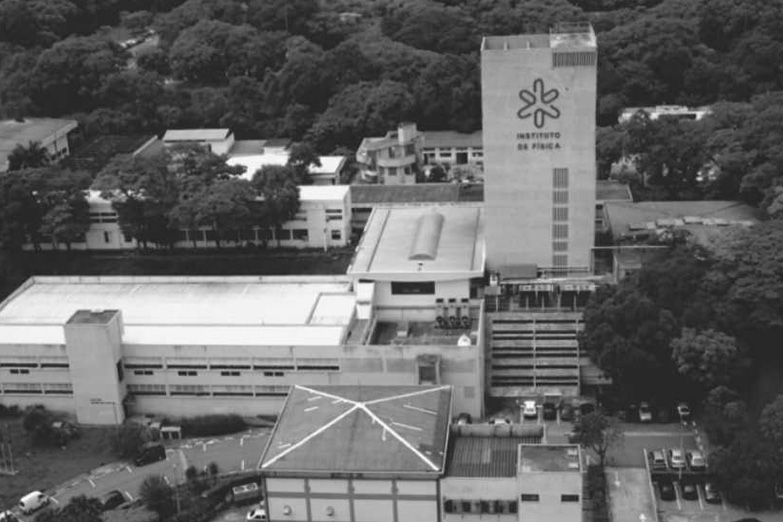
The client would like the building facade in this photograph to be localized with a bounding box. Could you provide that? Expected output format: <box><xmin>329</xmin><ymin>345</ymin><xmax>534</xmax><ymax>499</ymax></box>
<box><xmin>421</xmin><ymin>131</ymin><xmax>484</xmax><ymax>168</ymax></box>
<box><xmin>481</xmin><ymin>24</ymin><xmax>597</xmax><ymax>276</ymax></box>
<box><xmin>0</xmin><ymin>118</ymin><xmax>78</xmax><ymax>172</ymax></box>
<box><xmin>357</xmin><ymin>123</ymin><xmax>424</xmax><ymax>185</ymax></box>
<box><xmin>0</xmin><ymin>276</ymin><xmax>484</xmax><ymax>424</ymax></box>
<box><xmin>28</xmin><ymin>185</ymin><xmax>352</xmax><ymax>251</ymax></box>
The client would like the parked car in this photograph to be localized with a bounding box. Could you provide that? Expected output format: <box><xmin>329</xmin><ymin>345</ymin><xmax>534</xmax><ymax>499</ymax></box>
<box><xmin>687</xmin><ymin>450</ymin><xmax>706</xmax><ymax>471</ymax></box>
<box><xmin>659</xmin><ymin>482</ymin><xmax>675</xmax><ymax>501</ymax></box>
<box><xmin>522</xmin><ymin>400</ymin><xmax>538</xmax><ymax>420</ymax></box>
<box><xmin>560</xmin><ymin>402</ymin><xmax>575</xmax><ymax>422</ymax></box>
<box><xmin>0</xmin><ymin>511</ymin><xmax>19</xmax><ymax>522</ymax></box>
<box><xmin>100</xmin><ymin>490</ymin><xmax>126</xmax><ymax>511</ymax></box>
<box><xmin>682</xmin><ymin>483</ymin><xmax>698</xmax><ymax>500</ymax></box>
<box><xmin>677</xmin><ymin>402</ymin><xmax>692</xmax><ymax>422</ymax></box>
<box><xmin>649</xmin><ymin>450</ymin><xmax>667</xmax><ymax>470</ymax></box>
<box><xmin>704</xmin><ymin>482</ymin><xmax>721</xmax><ymax>504</ymax></box>
<box><xmin>669</xmin><ymin>449</ymin><xmax>686</xmax><ymax>469</ymax></box>
<box><xmin>455</xmin><ymin>413</ymin><xmax>472</xmax><ymax>425</ymax></box>
<box><xmin>567</xmin><ymin>428</ymin><xmax>581</xmax><ymax>444</ymax></box>
<box><xmin>639</xmin><ymin>402</ymin><xmax>653</xmax><ymax>423</ymax></box>
<box><xmin>246</xmin><ymin>507</ymin><xmax>267</xmax><ymax>521</ymax></box>
<box><xmin>542</xmin><ymin>402</ymin><xmax>557</xmax><ymax>421</ymax></box>
<box><xmin>488</xmin><ymin>417</ymin><xmax>511</xmax><ymax>425</ymax></box>
<box><xmin>19</xmin><ymin>491</ymin><xmax>50</xmax><ymax>515</ymax></box>
<box><xmin>133</xmin><ymin>442</ymin><xmax>166</xmax><ymax>466</ymax></box>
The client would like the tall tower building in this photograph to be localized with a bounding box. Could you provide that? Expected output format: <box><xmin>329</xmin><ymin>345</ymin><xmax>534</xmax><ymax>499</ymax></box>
<box><xmin>481</xmin><ymin>24</ymin><xmax>597</xmax><ymax>277</ymax></box>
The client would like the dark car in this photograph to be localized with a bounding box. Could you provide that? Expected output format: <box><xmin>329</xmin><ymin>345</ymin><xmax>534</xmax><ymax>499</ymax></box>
<box><xmin>560</xmin><ymin>402</ymin><xmax>575</xmax><ymax>422</ymax></box>
<box><xmin>455</xmin><ymin>412</ymin><xmax>472</xmax><ymax>425</ymax></box>
<box><xmin>704</xmin><ymin>483</ymin><xmax>721</xmax><ymax>504</ymax></box>
<box><xmin>100</xmin><ymin>490</ymin><xmax>126</xmax><ymax>511</ymax></box>
<box><xmin>543</xmin><ymin>402</ymin><xmax>557</xmax><ymax>421</ymax></box>
<box><xmin>659</xmin><ymin>482</ymin><xmax>675</xmax><ymax>501</ymax></box>
<box><xmin>682</xmin><ymin>483</ymin><xmax>698</xmax><ymax>500</ymax></box>
<box><xmin>133</xmin><ymin>442</ymin><xmax>166</xmax><ymax>466</ymax></box>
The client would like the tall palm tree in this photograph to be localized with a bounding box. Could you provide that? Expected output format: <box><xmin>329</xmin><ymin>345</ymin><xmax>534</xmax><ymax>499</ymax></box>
<box><xmin>8</xmin><ymin>141</ymin><xmax>51</xmax><ymax>171</ymax></box>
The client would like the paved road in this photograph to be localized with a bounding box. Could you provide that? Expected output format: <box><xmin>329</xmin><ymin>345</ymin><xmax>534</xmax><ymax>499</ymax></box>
<box><xmin>610</xmin><ymin>423</ymin><xmax>700</xmax><ymax>468</ymax></box>
<box><xmin>51</xmin><ymin>429</ymin><xmax>269</xmax><ymax>508</ymax></box>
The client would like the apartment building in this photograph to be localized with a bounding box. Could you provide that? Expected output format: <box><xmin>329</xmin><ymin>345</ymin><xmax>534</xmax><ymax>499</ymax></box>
<box><xmin>357</xmin><ymin>122</ymin><xmax>424</xmax><ymax>185</ymax></box>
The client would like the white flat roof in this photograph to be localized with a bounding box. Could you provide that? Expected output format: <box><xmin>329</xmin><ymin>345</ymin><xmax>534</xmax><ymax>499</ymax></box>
<box><xmin>349</xmin><ymin>206</ymin><xmax>485</xmax><ymax>278</ymax></box>
<box><xmin>300</xmin><ymin>185</ymin><xmax>349</xmax><ymax>201</ymax></box>
<box><xmin>0</xmin><ymin>276</ymin><xmax>356</xmax><ymax>346</ymax></box>
<box><xmin>163</xmin><ymin>129</ymin><xmax>231</xmax><ymax>142</ymax></box>
<box><xmin>228</xmin><ymin>155</ymin><xmax>346</xmax><ymax>179</ymax></box>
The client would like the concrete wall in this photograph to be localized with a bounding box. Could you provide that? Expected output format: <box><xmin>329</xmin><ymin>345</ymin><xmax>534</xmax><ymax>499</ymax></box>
<box><xmin>264</xmin><ymin>477</ymin><xmax>438</xmax><ymax>522</ymax></box>
<box><xmin>64</xmin><ymin>312</ymin><xmax>126</xmax><ymax>425</ymax></box>
<box><xmin>482</xmin><ymin>38</ymin><xmax>597</xmax><ymax>272</ymax></box>
<box><xmin>517</xmin><ymin>471</ymin><xmax>582</xmax><ymax>522</ymax></box>
<box><xmin>373</xmin><ymin>280</ymin><xmax>470</xmax><ymax>314</ymax></box>
<box><xmin>441</xmin><ymin>476</ymin><xmax>518</xmax><ymax>521</ymax></box>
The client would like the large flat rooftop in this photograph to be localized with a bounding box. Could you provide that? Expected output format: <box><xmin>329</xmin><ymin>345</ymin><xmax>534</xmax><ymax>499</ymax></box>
<box><xmin>446</xmin><ymin>435</ymin><xmax>544</xmax><ymax>478</ymax></box>
<box><xmin>0</xmin><ymin>276</ymin><xmax>357</xmax><ymax>346</ymax></box>
<box><xmin>349</xmin><ymin>206</ymin><xmax>485</xmax><ymax>277</ymax></box>
<box><xmin>259</xmin><ymin>385</ymin><xmax>452</xmax><ymax>475</ymax></box>
<box><xmin>482</xmin><ymin>24</ymin><xmax>596</xmax><ymax>51</ymax></box>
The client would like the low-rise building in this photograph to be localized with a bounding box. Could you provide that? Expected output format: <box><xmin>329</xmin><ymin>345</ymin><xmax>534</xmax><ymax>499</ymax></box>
<box><xmin>0</xmin><ymin>275</ymin><xmax>485</xmax><ymax>424</ymax></box>
<box><xmin>421</xmin><ymin>130</ymin><xmax>484</xmax><ymax>168</ymax></box>
<box><xmin>31</xmin><ymin>185</ymin><xmax>352</xmax><ymax>251</ymax></box>
<box><xmin>357</xmin><ymin>122</ymin><xmax>424</xmax><ymax>185</ymax></box>
<box><xmin>0</xmin><ymin>118</ymin><xmax>79</xmax><ymax>171</ymax></box>
<box><xmin>259</xmin><ymin>384</ymin><xmax>452</xmax><ymax>522</ymax></box>
<box><xmin>618</xmin><ymin>105</ymin><xmax>711</xmax><ymax>124</ymax></box>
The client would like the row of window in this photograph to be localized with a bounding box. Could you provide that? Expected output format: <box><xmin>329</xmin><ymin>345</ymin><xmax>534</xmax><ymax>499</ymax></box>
<box><xmin>0</xmin><ymin>383</ymin><xmax>73</xmax><ymax>395</ymax></box>
<box><xmin>129</xmin><ymin>363</ymin><xmax>341</xmax><ymax>375</ymax></box>
<box><xmin>521</xmin><ymin>494</ymin><xmax>580</xmax><ymax>502</ymax></box>
<box><xmin>127</xmin><ymin>383</ymin><xmax>288</xmax><ymax>397</ymax></box>
<box><xmin>443</xmin><ymin>500</ymin><xmax>517</xmax><ymax>515</ymax></box>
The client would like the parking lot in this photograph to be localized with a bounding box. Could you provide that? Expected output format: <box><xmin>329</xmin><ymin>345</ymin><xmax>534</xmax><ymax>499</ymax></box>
<box><xmin>43</xmin><ymin>429</ymin><xmax>269</xmax><ymax>514</ymax></box>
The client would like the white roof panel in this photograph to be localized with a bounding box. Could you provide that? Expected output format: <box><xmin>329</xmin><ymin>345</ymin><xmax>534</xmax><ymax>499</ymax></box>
<box><xmin>123</xmin><ymin>325</ymin><xmax>346</xmax><ymax>346</ymax></box>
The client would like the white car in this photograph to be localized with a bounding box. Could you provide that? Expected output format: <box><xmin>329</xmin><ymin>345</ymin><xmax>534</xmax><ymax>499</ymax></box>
<box><xmin>522</xmin><ymin>400</ymin><xmax>538</xmax><ymax>419</ymax></box>
<box><xmin>669</xmin><ymin>449</ymin><xmax>686</xmax><ymax>469</ymax></box>
<box><xmin>19</xmin><ymin>491</ymin><xmax>50</xmax><ymax>515</ymax></box>
<box><xmin>687</xmin><ymin>450</ymin><xmax>706</xmax><ymax>470</ymax></box>
<box><xmin>246</xmin><ymin>507</ymin><xmax>267</xmax><ymax>521</ymax></box>
<box><xmin>639</xmin><ymin>402</ymin><xmax>653</xmax><ymax>423</ymax></box>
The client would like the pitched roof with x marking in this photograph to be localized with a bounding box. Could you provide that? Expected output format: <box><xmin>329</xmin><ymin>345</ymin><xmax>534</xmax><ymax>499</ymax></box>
<box><xmin>258</xmin><ymin>385</ymin><xmax>452</xmax><ymax>475</ymax></box>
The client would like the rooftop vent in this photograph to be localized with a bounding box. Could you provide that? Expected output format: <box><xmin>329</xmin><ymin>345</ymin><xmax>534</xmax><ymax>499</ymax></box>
<box><xmin>409</xmin><ymin>211</ymin><xmax>444</xmax><ymax>261</ymax></box>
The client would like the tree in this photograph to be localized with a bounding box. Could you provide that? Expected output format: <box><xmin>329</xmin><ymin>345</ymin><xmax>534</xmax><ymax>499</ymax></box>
<box><xmin>572</xmin><ymin>411</ymin><xmax>623</xmax><ymax>467</ymax></box>
<box><xmin>710</xmin><ymin>433</ymin><xmax>780</xmax><ymax>510</ymax></box>
<box><xmin>35</xmin><ymin>494</ymin><xmax>102</xmax><ymax>522</ymax></box>
<box><xmin>701</xmin><ymin>385</ymin><xmax>749</xmax><ymax>447</ymax></box>
<box><xmin>139</xmin><ymin>474</ymin><xmax>176</xmax><ymax>519</ymax></box>
<box><xmin>287</xmin><ymin>142</ymin><xmax>320</xmax><ymax>184</ymax></box>
<box><xmin>22</xmin><ymin>404</ymin><xmax>54</xmax><ymax>444</ymax></box>
<box><xmin>760</xmin><ymin>395</ymin><xmax>783</xmax><ymax>446</ymax></box>
<box><xmin>30</xmin><ymin>35</ymin><xmax>128</xmax><ymax>115</ymax></box>
<box><xmin>251</xmin><ymin>165</ymin><xmax>300</xmax><ymax>246</ymax></box>
<box><xmin>7</xmin><ymin>141</ymin><xmax>50</xmax><ymax>171</ymax></box>
<box><xmin>114</xmin><ymin>422</ymin><xmax>151</xmax><ymax>459</ymax></box>
<box><xmin>33</xmin><ymin>168</ymin><xmax>92</xmax><ymax>250</ymax></box>
<box><xmin>94</xmin><ymin>153</ymin><xmax>180</xmax><ymax>249</ymax></box>
<box><xmin>0</xmin><ymin>170</ymin><xmax>41</xmax><ymax>249</ymax></box>
<box><xmin>670</xmin><ymin>328</ymin><xmax>741</xmax><ymax>389</ymax></box>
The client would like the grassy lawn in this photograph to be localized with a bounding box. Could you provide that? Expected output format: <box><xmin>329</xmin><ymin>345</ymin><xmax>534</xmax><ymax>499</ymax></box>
<box><xmin>0</xmin><ymin>418</ymin><xmax>117</xmax><ymax>509</ymax></box>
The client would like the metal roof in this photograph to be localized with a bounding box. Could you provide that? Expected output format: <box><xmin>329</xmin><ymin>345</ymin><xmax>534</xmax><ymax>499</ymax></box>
<box><xmin>260</xmin><ymin>385</ymin><xmax>452</xmax><ymax>474</ymax></box>
<box><xmin>445</xmin><ymin>435</ymin><xmax>543</xmax><ymax>477</ymax></box>
<box><xmin>162</xmin><ymin>129</ymin><xmax>231</xmax><ymax>142</ymax></box>
<box><xmin>348</xmin><ymin>206</ymin><xmax>485</xmax><ymax>277</ymax></box>
<box><xmin>350</xmin><ymin>184</ymin><xmax>462</xmax><ymax>205</ymax></box>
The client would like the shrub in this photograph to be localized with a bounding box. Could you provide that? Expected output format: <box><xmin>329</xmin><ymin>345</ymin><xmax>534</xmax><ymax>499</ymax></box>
<box><xmin>179</xmin><ymin>414</ymin><xmax>246</xmax><ymax>437</ymax></box>
<box><xmin>0</xmin><ymin>404</ymin><xmax>21</xmax><ymax>418</ymax></box>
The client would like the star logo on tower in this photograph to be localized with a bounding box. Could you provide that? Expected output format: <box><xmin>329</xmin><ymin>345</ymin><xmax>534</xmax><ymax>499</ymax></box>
<box><xmin>517</xmin><ymin>78</ymin><xmax>561</xmax><ymax>128</ymax></box>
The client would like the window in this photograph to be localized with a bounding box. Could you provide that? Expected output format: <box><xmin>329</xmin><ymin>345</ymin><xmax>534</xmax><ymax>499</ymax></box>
<box><xmin>553</xmin><ymin>241</ymin><xmax>568</xmax><ymax>252</ymax></box>
<box><xmin>553</xmin><ymin>51</ymin><xmax>597</xmax><ymax>67</ymax></box>
<box><xmin>387</xmin><ymin>167</ymin><xmax>397</xmax><ymax>176</ymax></box>
<box><xmin>43</xmin><ymin>383</ymin><xmax>73</xmax><ymax>395</ymax></box>
<box><xmin>255</xmin><ymin>385</ymin><xmax>289</xmax><ymax>397</ymax></box>
<box><xmin>553</xmin><ymin>207</ymin><xmax>569</xmax><ymax>221</ymax></box>
<box><xmin>553</xmin><ymin>224</ymin><xmax>569</xmax><ymax>239</ymax></box>
<box><xmin>177</xmin><ymin>230</ymin><xmax>190</xmax><ymax>242</ymax></box>
<box><xmin>177</xmin><ymin>370</ymin><xmax>198</xmax><ymax>377</ymax></box>
<box><xmin>326</xmin><ymin>209</ymin><xmax>342</xmax><ymax>222</ymax></box>
<box><xmin>123</xmin><ymin>233</ymin><xmax>133</xmax><ymax>243</ymax></box>
<box><xmin>212</xmin><ymin>385</ymin><xmax>253</xmax><ymax>396</ymax></box>
<box><xmin>553</xmin><ymin>168</ymin><xmax>569</xmax><ymax>188</ymax></box>
<box><xmin>461</xmin><ymin>501</ymin><xmax>472</xmax><ymax>513</ymax></box>
<box><xmin>103</xmin><ymin>231</ymin><xmax>111</xmax><ymax>243</ymax></box>
<box><xmin>220</xmin><ymin>371</ymin><xmax>240</xmax><ymax>377</ymax></box>
<box><xmin>205</xmin><ymin>229</ymin><xmax>217</xmax><ymax>241</ymax></box>
<box><xmin>520</xmin><ymin>494</ymin><xmax>540</xmax><ymax>502</ymax></box>
<box><xmin>260</xmin><ymin>228</ymin><xmax>274</xmax><ymax>240</ymax></box>
<box><xmin>439</xmin><ymin>151</ymin><xmax>452</xmax><ymax>158</ymax></box>
<box><xmin>116</xmin><ymin>361</ymin><xmax>124</xmax><ymax>382</ymax></box>
<box><xmin>508</xmin><ymin>501</ymin><xmax>518</xmax><ymax>514</ymax></box>
<box><xmin>443</xmin><ymin>500</ymin><xmax>454</xmax><ymax>513</ymax></box>
<box><xmin>553</xmin><ymin>191</ymin><xmax>569</xmax><ymax>204</ymax></box>
<box><xmin>128</xmin><ymin>384</ymin><xmax>166</xmax><ymax>395</ymax></box>
<box><xmin>276</xmin><ymin>229</ymin><xmax>292</xmax><ymax>241</ymax></box>
<box><xmin>3</xmin><ymin>383</ymin><xmax>42</xmax><ymax>394</ymax></box>
<box><xmin>238</xmin><ymin>229</ymin><xmax>256</xmax><ymax>241</ymax></box>
<box><xmin>553</xmin><ymin>254</ymin><xmax>568</xmax><ymax>267</ymax></box>
<box><xmin>9</xmin><ymin>369</ymin><xmax>30</xmax><ymax>375</ymax></box>
<box><xmin>263</xmin><ymin>371</ymin><xmax>285</xmax><ymax>377</ymax></box>
<box><xmin>331</xmin><ymin>230</ymin><xmax>341</xmax><ymax>241</ymax></box>
<box><xmin>472</xmin><ymin>151</ymin><xmax>483</xmax><ymax>158</ymax></box>
<box><xmin>170</xmin><ymin>385</ymin><xmax>208</xmax><ymax>396</ymax></box>
<box><xmin>133</xmin><ymin>370</ymin><xmax>154</xmax><ymax>376</ymax></box>
<box><xmin>292</xmin><ymin>229</ymin><xmax>309</xmax><ymax>241</ymax></box>
<box><xmin>561</xmin><ymin>494</ymin><xmax>580</xmax><ymax>502</ymax></box>
<box><xmin>390</xmin><ymin>281</ymin><xmax>435</xmax><ymax>295</ymax></box>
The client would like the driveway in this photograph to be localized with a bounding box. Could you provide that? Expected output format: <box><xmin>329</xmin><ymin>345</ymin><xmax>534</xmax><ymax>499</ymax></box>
<box><xmin>50</xmin><ymin>429</ymin><xmax>269</xmax><ymax>508</ymax></box>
